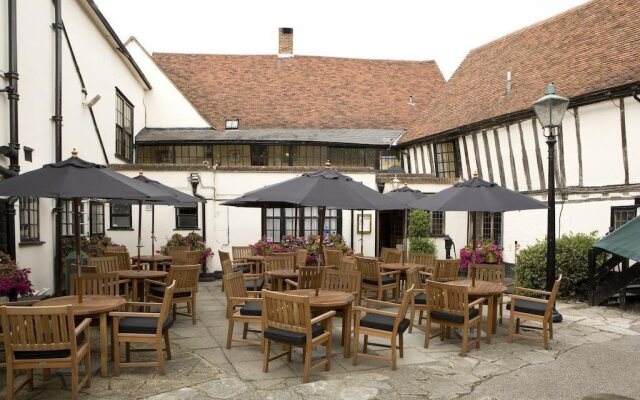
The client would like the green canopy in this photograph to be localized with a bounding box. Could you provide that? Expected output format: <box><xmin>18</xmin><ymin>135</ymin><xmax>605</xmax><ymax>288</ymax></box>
<box><xmin>593</xmin><ymin>215</ymin><xmax>640</xmax><ymax>261</ymax></box>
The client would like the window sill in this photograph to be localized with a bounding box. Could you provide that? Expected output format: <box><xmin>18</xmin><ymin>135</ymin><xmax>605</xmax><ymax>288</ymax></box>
<box><xmin>19</xmin><ymin>241</ymin><xmax>45</xmax><ymax>247</ymax></box>
<box><xmin>429</xmin><ymin>234</ymin><xmax>447</xmax><ymax>238</ymax></box>
<box><xmin>174</xmin><ymin>228</ymin><xmax>199</xmax><ymax>231</ymax></box>
<box><xmin>113</xmin><ymin>155</ymin><xmax>133</xmax><ymax>164</ymax></box>
<box><xmin>108</xmin><ymin>228</ymin><xmax>134</xmax><ymax>231</ymax></box>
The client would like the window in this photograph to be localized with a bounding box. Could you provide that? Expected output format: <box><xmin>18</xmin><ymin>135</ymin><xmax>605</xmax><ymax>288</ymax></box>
<box><xmin>110</xmin><ymin>203</ymin><xmax>132</xmax><ymax>229</ymax></box>
<box><xmin>430</xmin><ymin>211</ymin><xmax>445</xmax><ymax>236</ymax></box>
<box><xmin>19</xmin><ymin>197</ymin><xmax>39</xmax><ymax>242</ymax></box>
<box><xmin>470</xmin><ymin>211</ymin><xmax>502</xmax><ymax>246</ymax></box>
<box><xmin>379</xmin><ymin>149</ymin><xmax>402</xmax><ymax>171</ymax></box>
<box><xmin>115</xmin><ymin>90</ymin><xmax>134</xmax><ymax>162</ymax></box>
<box><xmin>90</xmin><ymin>202</ymin><xmax>105</xmax><ymax>236</ymax></box>
<box><xmin>176</xmin><ymin>206</ymin><xmax>198</xmax><ymax>229</ymax></box>
<box><xmin>262</xmin><ymin>207</ymin><xmax>341</xmax><ymax>240</ymax></box>
<box><xmin>62</xmin><ymin>200</ymin><xmax>85</xmax><ymax>236</ymax></box>
<box><xmin>611</xmin><ymin>206</ymin><xmax>638</xmax><ymax>231</ymax></box>
<box><xmin>433</xmin><ymin>141</ymin><xmax>459</xmax><ymax>178</ymax></box>
<box><xmin>225</xmin><ymin>119</ymin><xmax>239</xmax><ymax>130</ymax></box>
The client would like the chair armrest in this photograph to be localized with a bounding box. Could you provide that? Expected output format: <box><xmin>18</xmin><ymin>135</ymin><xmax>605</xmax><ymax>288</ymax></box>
<box><xmin>110</xmin><ymin>311</ymin><xmax>160</xmax><ymax>319</ymax></box>
<box><xmin>419</xmin><ymin>271</ymin><xmax>433</xmax><ymax>277</ymax></box>
<box><xmin>310</xmin><ymin>310</ymin><xmax>336</xmax><ymax>324</ymax></box>
<box><xmin>246</xmin><ymin>291</ymin><xmax>262</xmax><ymax>298</ymax></box>
<box><xmin>229</xmin><ymin>296</ymin><xmax>262</xmax><ymax>307</ymax></box>
<box><xmin>510</xmin><ymin>294</ymin><xmax>549</xmax><ymax>304</ymax></box>
<box><xmin>284</xmin><ymin>279</ymin><xmax>298</xmax><ymax>288</ymax></box>
<box><xmin>243</xmin><ymin>273</ymin><xmax>263</xmax><ymax>280</ymax></box>
<box><xmin>516</xmin><ymin>287</ymin><xmax>552</xmax><ymax>296</ymax></box>
<box><xmin>144</xmin><ymin>279</ymin><xmax>167</xmax><ymax>287</ymax></box>
<box><xmin>74</xmin><ymin>318</ymin><xmax>92</xmax><ymax>336</ymax></box>
<box><xmin>380</xmin><ymin>270</ymin><xmax>400</xmax><ymax>277</ymax></box>
<box><xmin>232</xmin><ymin>261</ymin><xmax>255</xmax><ymax>267</ymax></box>
<box><xmin>354</xmin><ymin>306</ymin><xmax>397</xmax><ymax>318</ymax></box>
<box><xmin>365</xmin><ymin>298</ymin><xmax>401</xmax><ymax>308</ymax></box>
<box><xmin>469</xmin><ymin>298</ymin><xmax>485</xmax><ymax>308</ymax></box>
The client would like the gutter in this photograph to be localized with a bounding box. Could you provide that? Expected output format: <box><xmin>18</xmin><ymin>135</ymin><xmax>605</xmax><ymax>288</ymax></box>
<box><xmin>53</xmin><ymin>0</ymin><xmax>64</xmax><ymax>296</ymax></box>
<box><xmin>0</xmin><ymin>0</ymin><xmax>20</xmax><ymax>175</ymax></box>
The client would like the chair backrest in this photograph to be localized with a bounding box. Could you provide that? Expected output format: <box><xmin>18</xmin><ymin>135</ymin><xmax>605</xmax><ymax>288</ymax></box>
<box><xmin>546</xmin><ymin>275</ymin><xmax>563</xmax><ymax>315</ymax></box>
<box><xmin>221</xmin><ymin>259</ymin><xmax>234</xmax><ymax>276</ymax></box>
<box><xmin>323</xmin><ymin>249</ymin><xmax>343</xmax><ymax>268</ymax></box>
<box><xmin>469</xmin><ymin>263</ymin><xmax>505</xmax><ymax>284</ymax></box>
<box><xmin>73</xmin><ymin>272</ymin><xmax>121</xmax><ymax>296</ymax></box>
<box><xmin>222</xmin><ymin>272</ymin><xmax>248</xmax><ymax>317</ymax></box>
<box><xmin>408</xmin><ymin>252</ymin><xmax>436</xmax><ymax>269</ymax></box>
<box><xmin>232</xmin><ymin>246</ymin><xmax>254</xmax><ymax>261</ymax></box>
<box><xmin>322</xmin><ymin>268</ymin><xmax>361</xmax><ymax>302</ymax></box>
<box><xmin>168</xmin><ymin>247</ymin><xmax>201</xmax><ymax>266</ymax></box>
<box><xmin>339</xmin><ymin>256</ymin><xmax>357</xmax><ymax>271</ymax></box>
<box><xmin>104</xmin><ymin>251</ymin><xmax>133</xmax><ymax>271</ymax></box>
<box><xmin>355</xmin><ymin>256</ymin><xmax>381</xmax><ymax>282</ymax></box>
<box><xmin>394</xmin><ymin>285</ymin><xmax>415</xmax><ymax>329</ymax></box>
<box><xmin>295</xmin><ymin>248</ymin><xmax>308</xmax><ymax>267</ymax></box>
<box><xmin>381</xmin><ymin>248</ymin><xmax>403</xmax><ymax>264</ymax></box>
<box><xmin>167</xmin><ymin>265</ymin><xmax>200</xmax><ymax>294</ymax></box>
<box><xmin>219</xmin><ymin>250</ymin><xmax>231</xmax><ymax>265</ymax></box>
<box><xmin>433</xmin><ymin>259</ymin><xmax>460</xmax><ymax>282</ymax></box>
<box><xmin>262</xmin><ymin>290</ymin><xmax>312</xmax><ymax>336</ymax></box>
<box><xmin>0</xmin><ymin>304</ymin><xmax>77</xmax><ymax>359</ymax></box>
<box><xmin>264</xmin><ymin>253</ymin><xmax>296</xmax><ymax>272</ymax></box>
<box><xmin>105</xmin><ymin>245</ymin><xmax>128</xmax><ymax>253</ymax></box>
<box><xmin>156</xmin><ymin>281</ymin><xmax>176</xmax><ymax>334</ymax></box>
<box><xmin>296</xmin><ymin>266</ymin><xmax>323</xmax><ymax>289</ymax></box>
<box><xmin>88</xmin><ymin>256</ymin><xmax>120</xmax><ymax>273</ymax></box>
<box><xmin>426</xmin><ymin>280</ymin><xmax>469</xmax><ymax>318</ymax></box>
<box><xmin>379</xmin><ymin>247</ymin><xmax>392</xmax><ymax>261</ymax></box>
<box><xmin>405</xmin><ymin>267</ymin><xmax>423</xmax><ymax>290</ymax></box>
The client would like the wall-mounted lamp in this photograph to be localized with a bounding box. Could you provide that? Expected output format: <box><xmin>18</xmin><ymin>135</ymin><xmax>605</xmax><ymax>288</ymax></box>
<box><xmin>188</xmin><ymin>172</ymin><xmax>201</xmax><ymax>192</ymax></box>
<box><xmin>83</xmin><ymin>94</ymin><xmax>101</xmax><ymax>108</ymax></box>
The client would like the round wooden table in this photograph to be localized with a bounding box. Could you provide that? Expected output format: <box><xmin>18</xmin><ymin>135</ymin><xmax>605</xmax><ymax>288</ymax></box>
<box><xmin>119</xmin><ymin>270</ymin><xmax>168</xmax><ymax>301</ymax></box>
<box><xmin>449</xmin><ymin>279</ymin><xmax>507</xmax><ymax>344</ymax></box>
<box><xmin>266</xmin><ymin>269</ymin><xmax>297</xmax><ymax>291</ymax></box>
<box><xmin>287</xmin><ymin>289</ymin><xmax>355</xmax><ymax>357</ymax></box>
<box><xmin>244</xmin><ymin>255</ymin><xmax>266</xmax><ymax>274</ymax></box>
<box><xmin>380</xmin><ymin>262</ymin><xmax>424</xmax><ymax>272</ymax></box>
<box><xmin>131</xmin><ymin>255</ymin><xmax>172</xmax><ymax>271</ymax></box>
<box><xmin>36</xmin><ymin>295</ymin><xmax>126</xmax><ymax>377</ymax></box>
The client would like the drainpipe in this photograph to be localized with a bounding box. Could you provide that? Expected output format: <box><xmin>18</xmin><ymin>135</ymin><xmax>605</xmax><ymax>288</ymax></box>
<box><xmin>53</xmin><ymin>0</ymin><xmax>64</xmax><ymax>295</ymax></box>
<box><xmin>0</xmin><ymin>0</ymin><xmax>20</xmax><ymax>174</ymax></box>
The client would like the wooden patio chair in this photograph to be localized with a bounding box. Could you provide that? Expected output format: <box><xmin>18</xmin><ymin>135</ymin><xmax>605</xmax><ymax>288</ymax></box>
<box><xmin>219</xmin><ymin>251</ymin><xmax>255</xmax><ymax>291</ymax></box>
<box><xmin>263</xmin><ymin>253</ymin><xmax>296</xmax><ymax>290</ymax></box>
<box><xmin>71</xmin><ymin>271</ymin><xmax>128</xmax><ymax>298</ymax></box>
<box><xmin>507</xmin><ymin>275</ymin><xmax>562</xmax><ymax>350</ymax></box>
<box><xmin>222</xmin><ymin>271</ymin><xmax>262</xmax><ymax>349</ymax></box>
<box><xmin>145</xmin><ymin>265</ymin><xmax>200</xmax><ymax>324</ymax></box>
<box><xmin>261</xmin><ymin>290</ymin><xmax>335</xmax><ymax>383</ymax></box>
<box><xmin>424</xmin><ymin>280</ymin><xmax>484</xmax><ymax>356</ymax></box>
<box><xmin>222</xmin><ymin>260</ymin><xmax>263</xmax><ymax>292</ymax></box>
<box><xmin>469</xmin><ymin>263</ymin><xmax>506</xmax><ymax>324</ymax></box>
<box><xmin>381</xmin><ymin>248</ymin><xmax>403</xmax><ymax>264</ymax></box>
<box><xmin>0</xmin><ymin>304</ymin><xmax>91</xmax><ymax>400</ymax></box>
<box><xmin>105</xmin><ymin>244</ymin><xmax>128</xmax><ymax>253</ymax></box>
<box><xmin>109</xmin><ymin>281</ymin><xmax>176</xmax><ymax>376</ymax></box>
<box><xmin>167</xmin><ymin>247</ymin><xmax>201</xmax><ymax>266</ymax></box>
<box><xmin>285</xmin><ymin>266</ymin><xmax>324</xmax><ymax>290</ymax></box>
<box><xmin>322</xmin><ymin>268</ymin><xmax>362</xmax><ymax>305</ymax></box>
<box><xmin>352</xmin><ymin>285</ymin><xmax>414</xmax><ymax>370</ymax></box>
<box><xmin>405</xmin><ymin>267</ymin><xmax>429</xmax><ymax>333</ymax></box>
<box><xmin>408</xmin><ymin>252</ymin><xmax>436</xmax><ymax>270</ymax></box>
<box><xmin>88</xmin><ymin>256</ymin><xmax>119</xmax><ymax>273</ymax></box>
<box><xmin>356</xmin><ymin>256</ymin><xmax>400</xmax><ymax>301</ymax></box>
<box><xmin>323</xmin><ymin>248</ymin><xmax>343</xmax><ymax>268</ymax></box>
<box><xmin>429</xmin><ymin>259</ymin><xmax>461</xmax><ymax>282</ymax></box>
<box><xmin>339</xmin><ymin>256</ymin><xmax>357</xmax><ymax>271</ymax></box>
<box><xmin>105</xmin><ymin>250</ymin><xmax>138</xmax><ymax>271</ymax></box>
<box><xmin>295</xmin><ymin>248</ymin><xmax>308</xmax><ymax>268</ymax></box>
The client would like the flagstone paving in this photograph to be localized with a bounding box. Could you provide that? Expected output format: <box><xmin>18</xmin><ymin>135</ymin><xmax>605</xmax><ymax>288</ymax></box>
<box><xmin>3</xmin><ymin>282</ymin><xmax>640</xmax><ymax>399</ymax></box>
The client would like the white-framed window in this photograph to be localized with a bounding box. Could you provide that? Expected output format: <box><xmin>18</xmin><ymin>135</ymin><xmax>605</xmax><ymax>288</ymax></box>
<box><xmin>225</xmin><ymin>119</ymin><xmax>239</xmax><ymax>130</ymax></box>
<box><xmin>62</xmin><ymin>200</ymin><xmax>85</xmax><ymax>236</ymax></box>
<box><xmin>19</xmin><ymin>197</ymin><xmax>39</xmax><ymax>242</ymax></box>
<box><xmin>611</xmin><ymin>205</ymin><xmax>638</xmax><ymax>231</ymax></box>
<box><xmin>90</xmin><ymin>202</ymin><xmax>105</xmax><ymax>236</ymax></box>
<box><xmin>110</xmin><ymin>203</ymin><xmax>132</xmax><ymax>229</ymax></box>
<box><xmin>470</xmin><ymin>211</ymin><xmax>502</xmax><ymax>246</ymax></box>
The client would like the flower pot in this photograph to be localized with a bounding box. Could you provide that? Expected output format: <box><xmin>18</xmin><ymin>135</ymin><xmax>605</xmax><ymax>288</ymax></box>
<box><xmin>486</xmin><ymin>252</ymin><xmax>498</xmax><ymax>264</ymax></box>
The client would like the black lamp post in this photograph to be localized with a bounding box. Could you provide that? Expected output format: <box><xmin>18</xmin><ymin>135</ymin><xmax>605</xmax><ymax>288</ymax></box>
<box><xmin>533</xmin><ymin>83</ymin><xmax>569</xmax><ymax>323</ymax></box>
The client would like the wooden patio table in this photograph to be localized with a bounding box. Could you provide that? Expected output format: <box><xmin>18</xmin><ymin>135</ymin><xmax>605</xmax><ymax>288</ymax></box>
<box><xmin>244</xmin><ymin>255</ymin><xmax>266</xmax><ymax>274</ymax></box>
<box><xmin>131</xmin><ymin>254</ymin><xmax>172</xmax><ymax>271</ymax></box>
<box><xmin>36</xmin><ymin>295</ymin><xmax>126</xmax><ymax>377</ymax></box>
<box><xmin>380</xmin><ymin>262</ymin><xmax>425</xmax><ymax>272</ymax></box>
<box><xmin>266</xmin><ymin>269</ymin><xmax>298</xmax><ymax>291</ymax></box>
<box><xmin>286</xmin><ymin>289</ymin><xmax>355</xmax><ymax>358</ymax></box>
<box><xmin>119</xmin><ymin>269</ymin><xmax>167</xmax><ymax>301</ymax></box>
<box><xmin>448</xmin><ymin>279</ymin><xmax>507</xmax><ymax>344</ymax></box>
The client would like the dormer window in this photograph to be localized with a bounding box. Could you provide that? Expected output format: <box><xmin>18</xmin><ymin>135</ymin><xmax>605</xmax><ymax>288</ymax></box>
<box><xmin>225</xmin><ymin>119</ymin><xmax>239</xmax><ymax>130</ymax></box>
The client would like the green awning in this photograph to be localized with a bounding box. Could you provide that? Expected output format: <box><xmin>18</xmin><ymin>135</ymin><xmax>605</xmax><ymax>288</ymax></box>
<box><xmin>593</xmin><ymin>215</ymin><xmax>640</xmax><ymax>261</ymax></box>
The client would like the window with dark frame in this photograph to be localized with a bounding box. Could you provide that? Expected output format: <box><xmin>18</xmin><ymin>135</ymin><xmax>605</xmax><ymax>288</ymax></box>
<box><xmin>19</xmin><ymin>197</ymin><xmax>39</xmax><ymax>242</ymax></box>
<box><xmin>225</xmin><ymin>119</ymin><xmax>239</xmax><ymax>130</ymax></box>
<box><xmin>470</xmin><ymin>211</ymin><xmax>502</xmax><ymax>246</ymax></box>
<box><xmin>61</xmin><ymin>200</ymin><xmax>85</xmax><ymax>236</ymax></box>
<box><xmin>175</xmin><ymin>206</ymin><xmax>198</xmax><ymax>229</ymax></box>
<box><xmin>110</xmin><ymin>203</ymin><xmax>132</xmax><ymax>229</ymax></box>
<box><xmin>611</xmin><ymin>205</ymin><xmax>638</xmax><ymax>230</ymax></box>
<box><xmin>263</xmin><ymin>207</ymin><xmax>341</xmax><ymax>241</ymax></box>
<box><xmin>433</xmin><ymin>141</ymin><xmax>459</xmax><ymax>178</ymax></box>
<box><xmin>115</xmin><ymin>89</ymin><xmax>134</xmax><ymax>162</ymax></box>
<box><xmin>430</xmin><ymin>211</ymin><xmax>445</xmax><ymax>236</ymax></box>
<box><xmin>90</xmin><ymin>202</ymin><xmax>105</xmax><ymax>236</ymax></box>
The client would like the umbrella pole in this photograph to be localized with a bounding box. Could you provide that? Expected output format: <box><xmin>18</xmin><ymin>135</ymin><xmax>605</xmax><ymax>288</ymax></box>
<box><xmin>360</xmin><ymin>209</ymin><xmax>364</xmax><ymax>254</ymax></box>
<box><xmin>73</xmin><ymin>198</ymin><xmax>83</xmax><ymax>303</ymax></box>
<box><xmin>316</xmin><ymin>206</ymin><xmax>326</xmax><ymax>296</ymax></box>
<box><xmin>471</xmin><ymin>212</ymin><xmax>477</xmax><ymax>254</ymax></box>
<box><xmin>294</xmin><ymin>206</ymin><xmax>298</xmax><ymax>237</ymax></box>
<box><xmin>403</xmin><ymin>209</ymin><xmax>408</xmax><ymax>264</ymax></box>
<box><xmin>137</xmin><ymin>201</ymin><xmax>142</xmax><ymax>268</ymax></box>
<box><xmin>151</xmin><ymin>205</ymin><xmax>155</xmax><ymax>256</ymax></box>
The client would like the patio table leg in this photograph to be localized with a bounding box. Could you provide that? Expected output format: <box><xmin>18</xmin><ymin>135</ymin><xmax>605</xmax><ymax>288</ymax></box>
<box><xmin>343</xmin><ymin>303</ymin><xmax>352</xmax><ymax>358</ymax></box>
<box><xmin>100</xmin><ymin>312</ymin><xmax>108</xmax><ymax>377</ymax></box>
<box><xmin>486</xmin><ymin>295</ymin><xmax>495</xmax><ymax>344</ymax></box>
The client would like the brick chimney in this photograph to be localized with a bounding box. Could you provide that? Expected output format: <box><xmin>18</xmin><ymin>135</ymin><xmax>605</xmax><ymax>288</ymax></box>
<box><xmin>278</xmin><ymin>27</ymin><xmax>293</xmax><ymax>57</ymax></box>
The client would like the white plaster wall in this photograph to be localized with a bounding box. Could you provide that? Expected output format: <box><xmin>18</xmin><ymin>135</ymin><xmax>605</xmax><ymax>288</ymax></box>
<box><xmin>509</xmin><ymin>122</ymin><xmax>530</xmax><ymax>191</ymax></box>
<box><xmin>456</xmin><ymin>137</ymin><xmax>468</xmax><ymax>180</ymax></box>
<box><xmin>520</xmin><ymin>119</ymin><xmax>544</xmax><ymax>191</ymax></box>
<box><xmin>485</xmin><ymin>129</ymin><xmax>500</xmax><ymax>184</ymax></box>
<box><xmin>125</xmin><ymin>39</ymin><xmax>211</xmax><ymax>129</ymax></box>
<box><xmin>579</xmin><ymin>101</ymin><xmax>625</xmax><ymax>186</ymax></box>
<box><xmin>495</xmin><ymin>126</ymin><xmax>514</xmax><ymax>189</ymax></box>
<box><xmin>421</xmin><ymin>145</ymin><xmax>433</xmax><ymax>175</ymax></box>
<box><xmin>463</xmin><ymin>136</ymin><xmax>476</xmax><ymax>179</ymax></box>
<box><xmin>560</xmin><ymin>110</ymin><xmax>579</xmax><ymax>187</ymax></box>
<box><xmin>475</xmin><ymin>132</ymin><xmax>490</xmax><ymax>181</ymax></box>
<box><xmin>624</xmin><ymin>96</ymin><xmax>640</xmax><ymax>184</ymax></box>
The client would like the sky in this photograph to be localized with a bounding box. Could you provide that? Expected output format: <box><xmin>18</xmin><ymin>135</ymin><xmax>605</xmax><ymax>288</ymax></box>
<box><xmin>96</xmin><ymin>0</ymin><xmax>589</xmax><ymax>80</ymax></box>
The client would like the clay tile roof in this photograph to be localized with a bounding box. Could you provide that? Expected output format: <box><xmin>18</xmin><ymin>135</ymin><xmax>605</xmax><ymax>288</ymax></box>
<box><xmin>403</xmin><ymin>0</ymin><xmax>640</xmax><ymax>143</ymax></box>
<box><xmin>153</xmin><ymin>53</ymin><xmax>445</xmax><ymax>131</ymax></box>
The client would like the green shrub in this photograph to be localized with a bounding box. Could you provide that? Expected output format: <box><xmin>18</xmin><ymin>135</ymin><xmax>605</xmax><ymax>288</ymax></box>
<box><xmin>408</xmin><ymin>210</ymin><xmax>436</xmax><ymax>255</ymax></box>
<box><xmin>514</xmin><ymin>232</ymin><xmax>599</xmax><ymax>299</ymax></box>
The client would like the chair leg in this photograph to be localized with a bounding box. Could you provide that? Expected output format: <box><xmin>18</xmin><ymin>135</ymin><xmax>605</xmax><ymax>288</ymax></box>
<box><xmin>508</xmin><ymin>312</ymin><xmax>515</xmax><ymax>343</ymax></box>
<box><xmin>391</xmin><ymin>336</ymin><xmax>398</xmax><ymax>371</ymax></box>
<box><xmin>418</xmin><ymin>310</ymin><xmax>424</xmax><ymax>325</ymax></box>
<box><xmin>353</xmin><ymin>323</ymin><xmax>360</xmax><ymax>366</ymax></box>
<box><xmin>409</xmin><ymin>304</ymin><xmax>416</xmax><ymax>333</ymax></box>
<box><xmin>5</xmin><ymin>367</ymin><xmax>14</xmax><ymax>400</ymax></box>
<box><xmin>424</xmin><ymin>317</ymin><xmax>432</xmax><ymax>348</ymax></box>
<box><xmin>27</xmin><ymin>370</ymin><xmax>34</xmax><ymax>391</ymax></box>
<box><xmin>498</xmin><ymin>295</ymin><xmax>503</xmax><ymax>325</ymax></box>
<box><xmin>164</xmin><ymin>331</ymin><xmax>172</xmax><ymax>360</ymax></box>
<box><xmin>226</xmin><ymin>318</ymin><xmax>235</xmax><ymax>349</ymax></box>
<box><xmin>476</xmin><ymin>319</ymin><xmax>482</xmax><ymax>349</ymax></box>
<box><xmin>242</xmin><ymin>323</ymin><xmax>249</xmax><ymax>339</ymax></box>
<box><xmin>461</xmin><ymin>325</ymin><xmax>469</xmax><ymax>357</ymax></box>
<box><xmin>288</xmin><ymin>344</ymin><xmax>293</xmax><ymax>363</ymax></box>
<box><xmin>126</xmin><ymin>342</ymin><xmax>131</xmax><ymax>362</ymax></box>
<box><xmin>325</xmin><ymin>335</ymin><xmax>332</xmax><ymax>371</ymax></box>
<box><xmin>157</xmin><ymin>338</ymin><xmax>166</xmax><ymax>375</ymax></box>
<box><xmin>84</xmin><ymin>348</ymin><xmax>92</xmax><ymax>388</ymax></box>
<box><xmin>542</xmin><ymin>319</ymin><xmax>549</xmax><ymax>350</ymax></box>
<box><xmin>263</xmin><ymin>339</ymin><xmax>271</xmax><ymax>373</ymax></box>
<box><xmin>516</xmin><ymin>318</ymin><xmax>520</xmax><ymax>333</ymax></box>
<box><xmin>71</xmin><ymin>363</ymin><xmax>79</xmax><ymax>400</ymax></box>
<box><xmin>114</xmin><ymin>336</ymin><xmax>121</xmax><ymax>377</ymax></box>
<box><xmin>363</xmin><ymin>335</ymin><xmax>369</xmax><ymax>354</ymax></box>
<box><xmin>549</xmin><ymin>315</ymin><xmax>554</xmax><ymax>339</ymax></box>
<box><xmin>399</xmin><ymin>333</ymin><xmax>404</xmax><ymax>358</ymax></box>
<box><xmin>191</xmin><ymin>298</ymin><xmax>197</xmax><ymax>325</ymax></box>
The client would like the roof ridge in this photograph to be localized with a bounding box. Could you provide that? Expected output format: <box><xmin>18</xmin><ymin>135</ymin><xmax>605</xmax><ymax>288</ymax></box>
<box><xmin>152</xmin><ymin>52</ymin><xmax>437</xmax><ymax>64</ymax></box>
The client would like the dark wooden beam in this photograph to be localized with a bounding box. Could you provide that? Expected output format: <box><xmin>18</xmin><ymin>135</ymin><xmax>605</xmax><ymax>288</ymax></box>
<box><xmin>620</xmin><ymin>99</ymin><xmax>629</xmax><ymax>185</ymax></box>
<box><xmin>492</xmin><ymin>129</ymin><xmax>506</xmax><ymax>186</ymax></box>
<box><xmin>482</xmin><ymin>130</ymin><xmax>494</xmax><ymax>182</ymax></box>
<box><xmin>472</xmin><ymin>132</ymin><xmax>483</xmax><ymax>178</ymax></box>
<box><xmin>462</xmin><ymin>137</ymin><xmax>471</xmax><ymax>179</ymax></box>
<box><xmin>531</xmin><ymin>118</ymin><xmax>546</xmax><ymax>191</ymax></box>
<box><xmin>518</xmin><ymin>122</ymin><xmax>532</xmax><ymax>191</ymax></box>
<box><xmin>574</xmin><ymin>108</ymin><xmax>584</xmax><ymax>187</ymax></box>
<box><xmin>428</xmin><ymin>144</ymin><xmax>436</xmax><ymax>175</ymax></box>
<box><xmin>419</xmin><ymin>144</ymin><xmax>427</xmax><ymax>175</ymax></box>
<box><xmin>505</xmin><ymin>125</ymin><xmax>518</xmax><ymax>191</ymax></box>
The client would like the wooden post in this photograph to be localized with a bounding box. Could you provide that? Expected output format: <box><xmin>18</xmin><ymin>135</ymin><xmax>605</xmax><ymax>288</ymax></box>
<box><xmin>151</xmin><ymin>204</ymin><xmax>155</xmax><ymax>256</ymax></box>
<box><xmin>360</xmin><ymin>209</ymin><xmax>364</xmax><ymax>254</ymax></box>
<box><xmin>316</xmin><ymin>206</ymin><xmax>326</xmax><ymax>296</ymax></box>
<box><xmin>137</xmin><ymin>200</ymin><xmax>143</xmax><ymax>267</ymax></box>
<box><xmin>73</xmin><ymin>198</ymin><xmax>83</xmax><ymax>303</ymax></box>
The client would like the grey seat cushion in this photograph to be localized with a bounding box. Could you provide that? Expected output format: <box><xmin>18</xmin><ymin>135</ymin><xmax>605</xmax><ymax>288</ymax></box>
<box><xmin>363</xmin><ymin>276</ymin><xmax>396</xmax><ymax>286</ymax></box>
<box><xmin>360</xmin><ymin>313</ymin><xmax>410</xmax><ymax>333</ymax></box>
<box><xmin>150</xmin><ymin>285</ymin><xmax>190</xmax><ymax>298</ymax></box>
<box><xmin>118</xmin><ymin>316</ymin><xmax>173</xmax><ymax>334</ymax></box>
<box><xmin>414</xmin><ymin>293</ymin><xmax>427</xmax><ymax>305</ymax></box>
<box><xmin>264</xmin><ymin>324</ymin><xmax>325</xmax><ymax>345</ymax></box>
<box><xmin>14</xmin><ymin>332</ymin><xmax>86</xmax><ymax>360</ymax></box>
<box><xmin>240</xmin><ymin>301</ymin><xmax>262</xmax><ymax>316</ymax></box>
<box><xmin>234</xmin><ymin>266</ymin><xmax>251</xmax><ymax>274</ymax></box>
<box><xmin>430</xmin><ymin>308</ymin><xmax>479</xmax><ymax>324</ymax></box>
<box><xmin>506</xmin><ymin>299</ymin><xmax>547</xmax><ymax>316</ymax></box>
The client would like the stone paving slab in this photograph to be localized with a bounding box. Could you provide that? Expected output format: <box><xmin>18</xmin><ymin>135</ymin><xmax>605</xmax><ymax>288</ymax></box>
<box><xmin>1</xmin><ymin>281</ymin><xmax>639</xmax><ymax>399</ymax></box>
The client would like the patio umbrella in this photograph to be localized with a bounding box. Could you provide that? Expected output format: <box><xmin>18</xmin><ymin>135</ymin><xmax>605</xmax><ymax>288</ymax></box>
<box><xmin>385</xmin><ymin>185</ymin><xmax>428</xmax><ymax>261</ymax></box>
<box><xmin>0</xmin><ymin>151</ymin><xmax>177</xmax><ymax>302</ymax></box>
<box><xmin>113</xmin><ymin>172</ymin><xmax>203</xmax><ymax>262</ymax></box>
<box><xmin>409</xmin><ymin>176</ymin><xmax>546</xmax><ymax>250</ymax></box>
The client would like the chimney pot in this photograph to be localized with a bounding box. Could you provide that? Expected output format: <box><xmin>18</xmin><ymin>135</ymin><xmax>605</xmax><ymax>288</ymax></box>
<box><xmin>278</xmin><ymin>27</ymin><xmax>293</xmax><ymax>57</ymax></box>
